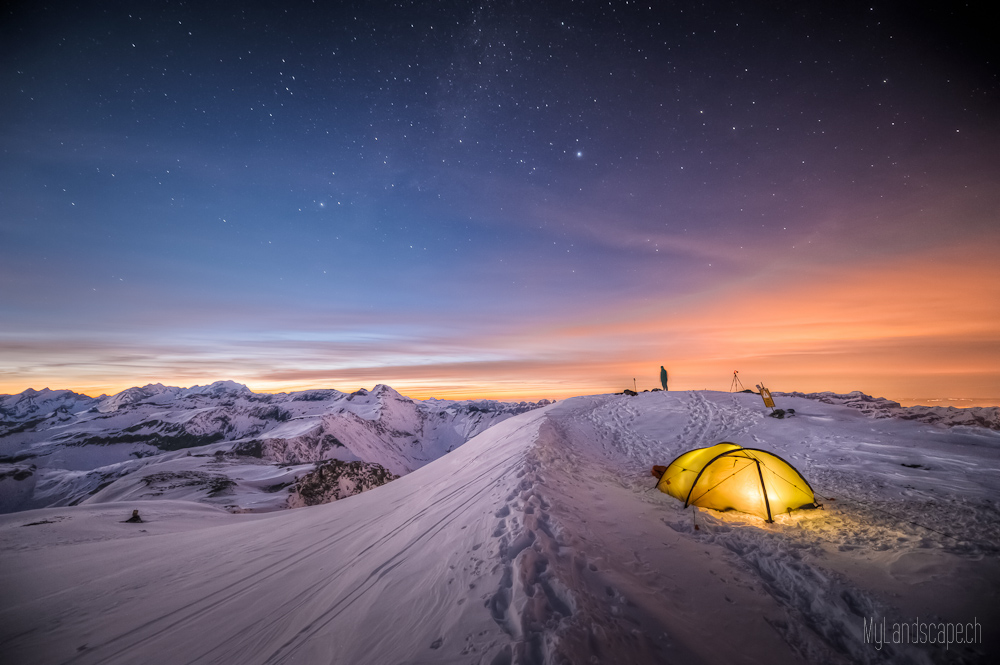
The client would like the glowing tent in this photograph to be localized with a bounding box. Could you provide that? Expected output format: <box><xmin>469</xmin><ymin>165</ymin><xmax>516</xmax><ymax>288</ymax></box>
<box><xmin>653</xmin><ymin>442</ymin><xmax>818</xmax><ymax>522</ymax></box>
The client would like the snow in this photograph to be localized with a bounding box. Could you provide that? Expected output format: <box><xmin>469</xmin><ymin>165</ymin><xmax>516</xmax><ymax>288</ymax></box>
<box><xmin>0</xmin><ymin>388</ymin><xmax>96</xmax><ymax>420</ymax></box>
<box><xmin>1</xmin><ymin>390</ymin><xmax>998</xmax><ymax>664</ymax></box>
<box><xmin>0</xmin><ymin>384</ymin><xmax>550</xmax><ymax>512</ymax></box>
<box><xmin>779</xmin><ymin>391</ymin><xmax>1000</xmax><ymax>431</ymax></box>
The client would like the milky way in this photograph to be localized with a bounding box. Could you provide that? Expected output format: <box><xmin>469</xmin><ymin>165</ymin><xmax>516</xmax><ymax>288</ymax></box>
<box><xmin>1</xmin><ymin>1</ymin><xmax>998</xmax><ymax>401</ymax></box>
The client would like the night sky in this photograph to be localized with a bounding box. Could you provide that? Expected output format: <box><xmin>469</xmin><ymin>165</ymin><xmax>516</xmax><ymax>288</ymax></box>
<box><xmin>2</xmin><ymin>1</ymin><xmax>998</xmax><ymax>403</ymax></box>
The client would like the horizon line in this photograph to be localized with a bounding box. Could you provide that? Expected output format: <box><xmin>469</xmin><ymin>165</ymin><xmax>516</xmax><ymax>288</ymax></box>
<box><xmin>3</xmin><ymin>381</ymin><xmax>999</xmax><ymax>409</ymax></box>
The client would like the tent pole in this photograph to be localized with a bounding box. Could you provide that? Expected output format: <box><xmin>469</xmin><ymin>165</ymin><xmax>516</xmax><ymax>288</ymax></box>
<box><xmin>755</xmin><ymin>460</ymin><xmax>773</xmax><ymax>523</ymax></box>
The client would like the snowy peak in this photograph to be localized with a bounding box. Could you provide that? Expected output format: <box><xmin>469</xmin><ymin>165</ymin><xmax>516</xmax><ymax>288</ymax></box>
<box><xmin>369</xmin><ymin>383</ymin><xmax>418</xmax><ymax>427</ymax></box>
<box><xmin>337</xmin><ymin>384</ymin><xmax>414</xmax><ymax>424</ymax></box>
<box><xmin>288</xmin><ymin>388</ymin><xmax>346</xmax><ymax>402</ymax></box>
<box><xmin>372</xmin><ymin>383</ymin><xmax>401</xmax><ymax>399</ymax></box>
<box><xmin>98</xmin><ymin>383</ymin><xmax>182</xmax><ymax>412</ymax></box>
<box><xmin>183</xmin><ymin>380</ymin><xmax>252</xmax><ymax>397</ymax></box>
<box><xmin>0</xmin><ymin>387</ymin><xmax>96</xmax><ymax>423</ymax></box>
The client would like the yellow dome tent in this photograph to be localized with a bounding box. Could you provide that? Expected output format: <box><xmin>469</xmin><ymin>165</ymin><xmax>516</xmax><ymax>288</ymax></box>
<box><xmin>653</xmin><ymin>442</ymin><xmax>818</xmax><ymax>522</ymax></box>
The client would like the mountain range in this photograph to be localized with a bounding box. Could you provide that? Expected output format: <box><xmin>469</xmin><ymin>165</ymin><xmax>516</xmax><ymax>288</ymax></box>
<box><xmin>0</xmin><ymin>381</ymin><xmax>551</xmax><ymax>514</ymax></box>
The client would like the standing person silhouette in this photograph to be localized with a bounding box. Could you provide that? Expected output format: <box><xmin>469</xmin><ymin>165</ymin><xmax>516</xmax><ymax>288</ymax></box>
<box><xmin>660</xmin><ymin>366</ymin><xmax>668</xmax><ymax>391</ymax></box>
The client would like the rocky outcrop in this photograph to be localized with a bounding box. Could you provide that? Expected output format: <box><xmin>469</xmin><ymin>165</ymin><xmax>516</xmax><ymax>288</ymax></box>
<box><xmin>230</xmin><ymin>429</ymin><xmax>349</xmax><ymax>464</ymax></box>
<box><xmin>286</xmin><ymin>460</ymin><xmax>397</xmax><ymax>508</ymax></box>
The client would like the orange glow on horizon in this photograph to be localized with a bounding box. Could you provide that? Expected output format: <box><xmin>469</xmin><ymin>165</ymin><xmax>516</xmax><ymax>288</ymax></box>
<box><xmin>2</xmin><ymin>248</ymin><xmax>997</xmax><ymax>406</ymax></box>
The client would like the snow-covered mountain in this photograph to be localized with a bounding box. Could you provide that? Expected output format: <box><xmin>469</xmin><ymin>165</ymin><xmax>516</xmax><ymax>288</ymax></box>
<box><xmin>0</xmin><ymin>382</ymin><xmax>551</xmax><ymax>513</ymax></box>
<box><xmin>0</xmin><ymin>389</ymin><xmax>997</xmax><ymax>664</ymax></box>
<box><xmin>0</xmin><ymin>387</ymin><xmax>97</xmax><ymax>423</ymax></box>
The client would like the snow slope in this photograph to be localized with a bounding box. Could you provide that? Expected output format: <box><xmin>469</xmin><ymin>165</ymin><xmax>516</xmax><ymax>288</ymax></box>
<box><xmin>1</xmin><ymin>391</ymin><xmax>997</xmax><ymax>664</ymax></box>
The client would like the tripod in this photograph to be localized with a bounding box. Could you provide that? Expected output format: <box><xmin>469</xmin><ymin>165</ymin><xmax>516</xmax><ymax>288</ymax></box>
<box><xmin>730</xmin><ymin>370</ymin><xmax>745</xmax><ymax>392</ymax></box>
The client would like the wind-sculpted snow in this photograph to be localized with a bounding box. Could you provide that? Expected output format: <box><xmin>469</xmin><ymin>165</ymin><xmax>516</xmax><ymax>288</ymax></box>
<box><xmin>2</xmin><ymin>390</ymin><xmax>997</xmax><ymax>664</ymax></box>
<box><xmin>0</xmin><ymin>382</ymin><xmax>551</xmax><ymax>513</ymax></box>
